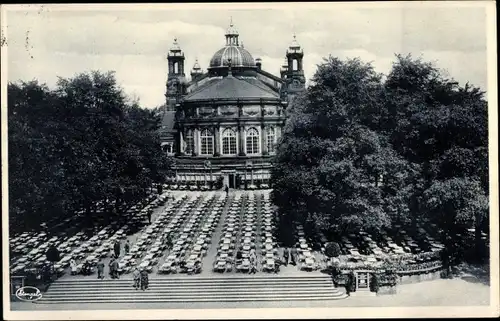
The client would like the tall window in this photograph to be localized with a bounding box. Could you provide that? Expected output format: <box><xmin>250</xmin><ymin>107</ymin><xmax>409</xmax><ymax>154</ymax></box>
<box><xmin>246</xmin><ymin>127</ymin><xmax>260</xmax><ymax>155</ymax></box>
<box><xmin>200</xmin><ymin>129</ymin><xmax>214</xmax><ymax>155</ymax></box>
<box><xmin>292</xmin><ymin>59</ymin><xmax>298</xmax><ymax>71</ymax></box>
<box><xmin>222</xmin><ymin>128</ymin><xmax>237</xmax><ymax>155</ymax></box>
<box><xmin>266</xmin><ymin>127</ymin><xmax>276</xmax><ymax>153</ymax></box>
<box><xmin>185</xmin><ymin>130</ymin><xmax>194</xmax><ymax>154</ymax></box>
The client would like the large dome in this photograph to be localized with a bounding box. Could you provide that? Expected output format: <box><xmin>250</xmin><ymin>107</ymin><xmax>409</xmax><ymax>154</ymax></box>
<box><xmin>209</xmin><ymin>45</ymin><xmax>255</xmax><ymax>68</ymax></box>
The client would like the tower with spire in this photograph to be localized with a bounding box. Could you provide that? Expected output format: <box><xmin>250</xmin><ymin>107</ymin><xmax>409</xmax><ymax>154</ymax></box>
<box><xmin>166</xmin><ymin>38</ymin><xmax>186</xmax><ymax>111</ymax></box>
<box><xmin>284</xmin><ymin>33</ymin><xmax>306</xmax><ymax>102</ymax></box>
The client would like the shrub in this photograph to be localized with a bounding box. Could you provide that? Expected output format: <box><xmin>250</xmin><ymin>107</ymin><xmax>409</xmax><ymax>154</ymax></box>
<box><xmin>325</xmin><ymin>242</ymin><xmax>341</xmax><ymax>258</ymax></box>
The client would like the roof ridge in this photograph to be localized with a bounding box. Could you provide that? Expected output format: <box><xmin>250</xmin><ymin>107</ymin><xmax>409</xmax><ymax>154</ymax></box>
<box><xmin>184</xmin><ymin>77</ymin><xmax>221</xmax><ymax>99</ymax></box>
<box><xmin>239</xmin><ymin>77</ymin><xmax>278</xmax><ymax>95</ymax></box>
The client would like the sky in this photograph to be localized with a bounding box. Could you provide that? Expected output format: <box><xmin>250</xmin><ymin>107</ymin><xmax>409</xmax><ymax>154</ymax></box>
<box><xmin>3</xmin><ymin>3</ymin><xmax>491</xmax><ymax>108</ymax></box>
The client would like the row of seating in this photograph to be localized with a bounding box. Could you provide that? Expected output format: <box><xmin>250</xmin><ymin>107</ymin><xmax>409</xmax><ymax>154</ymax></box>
<box><xmin>213</xmin><ymin>194</ymin><xmax>245</xmax><ymax>273</ymax></box>
<box><xmin>68</xmin><ymin>193</ymin><xmax>170</xmax><ymax>275</ymax></box>
<box><xmin>116</xmin><ymin>194</ymin><xmax>189</xmax><ymax>274</ymax></box>
<box><xmin>159</xmin><ymin>193</ymin><xmax>224</xmax><ymax>274</ymax></box>
<box><xmin>10</xmin><ymin>193</ymin><xmax>168</xmax><ymax>276</ymax></box>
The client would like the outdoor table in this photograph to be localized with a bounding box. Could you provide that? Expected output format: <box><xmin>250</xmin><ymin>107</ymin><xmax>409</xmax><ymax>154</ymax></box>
<box><xmin>265</xmin><ymin>252</ymin><xmax>275</xmax><ymax>259</ymax></box>
<box><xmin>303</xmin><ymin>257</ymin><xmax>315</xmax><ymax>270</ymax></box>
<box><xmin>264</xmin><ymin>259</ymin><xmax>275</xmax><ymax>271</ymax></box>
<box><xmin>264</xmin><ymin>238</ymin><xmax>274</xmax><ymax>245</ymax></box>
<box><xmin>239</xmin><ymin>260</ymin><xmax>251</xmax><ymax>271</ymax></box>
<box><xmin>214</xmin><ymin>260</ymin><xmax>226</xmax><ymax>271</ymax></box>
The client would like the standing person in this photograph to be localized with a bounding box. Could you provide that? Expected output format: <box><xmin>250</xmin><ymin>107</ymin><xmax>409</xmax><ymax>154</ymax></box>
<box><xmin>124</xmin><ymin>240</ymin><xmax>130</xmax><ymax>254</ymax></box>
<box><xmin>225</xmin><ymin>185</ymin><xmax>229</xmax><ymax>196</ymax></box>
<box><xmin>70</xmin><ymin>259</ymin><xmax>78</xmax><ymax>275</ymax></box>
<box><xmin>140</xmin><ymin>268</ymin><xmax>149</xmax><ymax>291</ymax></box>
<box><xmin>290</xmin><ymin>247</ymin><xmax>297</xmax><ymax>266</ymax></box>
<box><xmin>147</xmin><ymin>210</ymin><xmax>152</xmax><ymax>224</ymax></box>
<box><xmin>249</xmin><ymin>249</ymin><xmax>257</xmax><ymax>274</ymax></box>
<box><xmin>114</xmin><ymin>241</ymin><xmax>121</xmax><ymax>258</ymax></box>
<box><xmin>132</xmin><ymin>267</ymin><xmax>141</xmax><ymax>290</ymax></box>
<box><xmin>283</xmin><ymin>248</ymin><xmax>289</xmax><ymax>266</ymax></box>
<box><xmin>96</xmin><ymin>259</ymin><xmax>105</xmax><ymax>279</ymax></box>
<box><xmin>108</xmin><ymin>256</ymin><xmax>115</xmax><ymax>278</ymax></box>
<box><xmin>108</xmin><ymin>256</ymin><xmax>117</xmax><ymax>279</ymax></box>
<box><xmin>111</xmin><ymin>258</ymin><xmax>120</xmax><ymax>279</ymax></box>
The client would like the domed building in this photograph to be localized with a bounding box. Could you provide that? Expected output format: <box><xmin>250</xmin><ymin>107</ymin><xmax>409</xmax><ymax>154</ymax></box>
<box><xmin>160</xmin><ymin>21</ymin><xmax>306</xmax><ymax>189</ymax></box>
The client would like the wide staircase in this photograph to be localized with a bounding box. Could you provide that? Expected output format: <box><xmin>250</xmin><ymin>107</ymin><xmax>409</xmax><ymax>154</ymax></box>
<box><xmin>37</xmin><ymin>275</ymin><xmax>347</xmax><ymax>304</ymax></box>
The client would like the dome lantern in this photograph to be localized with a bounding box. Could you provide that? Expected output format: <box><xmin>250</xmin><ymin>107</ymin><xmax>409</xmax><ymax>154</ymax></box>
<box><xmin>225</xmin><ymin>17</ymin><xmax>239</xmax><ymax>46</ymax></box>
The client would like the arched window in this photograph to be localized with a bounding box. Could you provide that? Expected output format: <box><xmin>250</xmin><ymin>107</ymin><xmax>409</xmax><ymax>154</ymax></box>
<box><xmin>174</xmin><ymin>62</ymin><xmax>179</xmax><ymax>74</ymax></box>
<box><xmin>292</xmin><ymin>59</ymin><xmax>298</xmax><ymax>71</ymax></box>
<box><xmin>266</xmin><ymin>127</ymin><xmax>276</xmax><ymax>153</ymax></box>
<box><xmin>185</xmin><ymin>130</ymin><xmax>194</xmax><ymax>154</ymax></box>
<box><xmin>200</xmin><ymin>129</ymin><xmax>214</xmax><ymax>155</ymax></box>
<box><xmin>222</xmin><ymin>128</ymin><xmax>237</xmax><ymax>155</ymax></box>
<box><xmin>246</xmin><ymin>127</ymin><xmax>260</xmax><ymax>155</ymax></box>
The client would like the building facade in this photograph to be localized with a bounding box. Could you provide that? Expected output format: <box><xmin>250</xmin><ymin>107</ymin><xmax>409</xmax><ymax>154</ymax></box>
<box><xmin>160</xmin><ymin>22</ymin><xmax>305</xmax><ymax>189</ymax></box>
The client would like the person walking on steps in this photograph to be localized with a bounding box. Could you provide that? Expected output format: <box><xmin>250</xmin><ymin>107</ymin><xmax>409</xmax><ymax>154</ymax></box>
<box><xmin>133</xmin><ymin>267</ymin><xmax>141</xmax><ymax>290</ymax></box>
<box><xmin>147</xmin><ymin>210</ymin><xmax>152</xmax><ymax>224</ymax></box>
<box><xmin>225</xmin><ymin>185</ymin><xmax>229</xmax><ymax>197</ymax></box>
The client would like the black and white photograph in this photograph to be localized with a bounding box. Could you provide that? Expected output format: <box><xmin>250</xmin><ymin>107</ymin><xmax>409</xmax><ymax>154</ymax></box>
<box><xmin>1</xmin><ymin>2</ymin><xmax>498</xmax><ymax>319</ymax></box>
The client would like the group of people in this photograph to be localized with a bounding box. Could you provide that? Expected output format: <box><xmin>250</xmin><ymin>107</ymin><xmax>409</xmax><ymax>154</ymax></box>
<box><xmin>132</xmin><ymin>267</ymin><xmax>149</xmax><ymax>290</ymax></box>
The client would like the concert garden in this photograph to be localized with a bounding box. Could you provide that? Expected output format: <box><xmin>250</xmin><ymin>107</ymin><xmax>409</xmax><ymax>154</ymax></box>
<box><xmin>8</xmin><ymin>48</ymin><xmax>489</xmax><ymax>302</ymax></box>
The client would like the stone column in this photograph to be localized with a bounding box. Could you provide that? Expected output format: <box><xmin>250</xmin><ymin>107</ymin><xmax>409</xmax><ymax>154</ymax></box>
<box><xmin>214</xmin><ymin>125</ymin><xmax>220</xmax><ymax>156</ymax></box>
<box><xmin>193</xmin><ymin>127</ymin><xmax>199</xmax><ymax>156</ymax></box>
<box><xmin>238</xmin><ymin>124</ymin><xmax>246</xmax><ymax>156</ymax></box>
<box><xmin>179</xmin><ymin>128</ymin><xmax>185</xmax><ymax>155</ymax></box>
<box><xmin>261</xmin><ymin>123</ymin><xmax>268</xmax><ymax>155</ymax></box>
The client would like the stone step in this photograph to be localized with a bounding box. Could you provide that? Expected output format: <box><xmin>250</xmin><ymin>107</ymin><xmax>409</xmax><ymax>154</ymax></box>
<box><xmin>48</xmin><ymin>283</ymin><xmax>333</xmax><ymax>293</ymax></box>
<box><xmin>39</xmin><ymin>292</ymin><xmax>347</xmax><ymax>303</ymax></box>
<box><xmin>44</xmin><ymin>287</ymin><xmax>342</xmax><ymax>295</ymax></box>
<box><xmin>50</xmin><ymin>279</ymin><xmax>332</xmax><ymax>288</ymax></box>
<box><xmin>38</xmin><ymin>295</ymin><xmax>348</xmax><ymax>304</ymax></box>
<box><xmin>53</xmin><ymin>275</ymin><xmax>331</xmax><ymax>283</ymax></box>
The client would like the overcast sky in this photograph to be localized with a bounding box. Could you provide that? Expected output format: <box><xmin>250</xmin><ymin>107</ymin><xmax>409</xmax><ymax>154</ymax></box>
<box><xmin>3</xmin><ymin>3</ymin><xmax>491</xmax><ymax>108</ymax></box>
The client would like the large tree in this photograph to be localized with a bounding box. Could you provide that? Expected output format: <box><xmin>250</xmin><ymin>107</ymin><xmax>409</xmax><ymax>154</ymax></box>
<box><xmin>8</xmin><ymin>71</ymin><xmax>173</xmax><ymax>234</ymax></box>
<box><xmin>384</xmin><ymin>55</ymin><xmax>489</xmax><ymax>259</ymax></box>
<box><xmin>272</xmin><ymin>54</ymin><xmax>489</xmax><ymax>265</ymax></box>
<box><xmin>272</xmin><ymin>57</ymin><xmax>414</xmax><ymax>240</ymax></box>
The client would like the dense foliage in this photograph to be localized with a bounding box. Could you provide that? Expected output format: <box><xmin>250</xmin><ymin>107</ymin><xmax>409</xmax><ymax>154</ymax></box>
<box><xmin>271</xmin><ymin>54</ymin><xmax>489</xmax><ymax>264</ymax></box>
<box><xmin>8</xmin><ymin>71</ymin><xmax>173</xmax><ymax>235</ymax></box>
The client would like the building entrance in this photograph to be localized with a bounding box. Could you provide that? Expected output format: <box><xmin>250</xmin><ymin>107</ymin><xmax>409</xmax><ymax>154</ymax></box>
<box><xmin>223</xmin><ymin>172</ymin><xmax>237</xmax><ymax>189</ymax></box>
<box><xmin>228</xmin><ymin>174</ymin><xmax>235</xmax><ymax>188</ymax></box>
